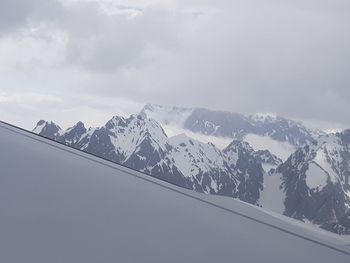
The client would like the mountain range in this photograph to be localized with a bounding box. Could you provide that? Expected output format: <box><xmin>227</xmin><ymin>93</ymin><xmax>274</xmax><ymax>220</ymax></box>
<box><xmin>33</xmin><ymin>104</ymin><xmax>350</xmax><ymax>235</ymax></box>
<box><xmin>141</xmin><ymin>103</ymin><xmax>323</xmax><ymax>147</ymax></box>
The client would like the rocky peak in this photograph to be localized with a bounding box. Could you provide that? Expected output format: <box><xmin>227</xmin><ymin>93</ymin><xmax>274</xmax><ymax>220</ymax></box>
<box><xmin>33</xmin><ymin>120</ymin><xmax>62</xmax><ymax>140</ymax></box>
<box><xmin>69</xmin><ymin>121</ymin><xmax>86</xmax><ymax>131</ymax></box>
<box><xmin>223</xmin><ymin>140</ymin><xmax>254</xmax><ymax>156</ymax></box>
<box><xmin>63</xmin><ymin>121</ymin><xmax>87</xmax><ymax>145</ymax></box>
<box><xmin>105</xmin><ymin>116</ymin><xmax>127</xmax><ymax>130</ymax></box>
<box><xmin>273</xmin><ymin>132</ymin><xmax>350</xmax><ymax>234</ymax></box>
<box><xmin>254</xmin><ymin>150</ymin><xmax>283</xmax><ymax>167</ymax></box>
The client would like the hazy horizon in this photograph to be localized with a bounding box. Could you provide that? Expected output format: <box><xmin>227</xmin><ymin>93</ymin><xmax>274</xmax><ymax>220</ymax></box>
<box><xmin>1</xmin><ymin>99</ymin><xmax>348</xmax><ymax>133</ymax></box>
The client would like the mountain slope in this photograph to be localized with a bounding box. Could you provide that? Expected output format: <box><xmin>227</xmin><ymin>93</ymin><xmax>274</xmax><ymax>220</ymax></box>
<box><xmin>273</xmin><ymin>131</ymin><xmax>350</xmax><ymax>234</ymax></box>
<box><xmin>33</xmin><ymin>120</ymin><xmax>63</xmax><ymax>140</ymax></box>
<box><xmin>141</xmin><ymin>104</ymin><xmax>323</xmax><ymax>160</ymax></box>
<box><xmin>33</xmin><ymin>115</ymin><xmax>272</xmax><ymax>205</ymax></box>
<box><xmin>33</xmin><ymin>115</ymin><xmax>350</xmax><ymax>235</ymax></box>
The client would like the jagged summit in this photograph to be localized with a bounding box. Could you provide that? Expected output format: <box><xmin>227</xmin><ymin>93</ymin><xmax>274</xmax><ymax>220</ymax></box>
<box><xmin>66</xmin><ymin>121</ymin><xmax>86</xmax><ymax>131</ymax></box>
<box><xmin>33</xmin><ymin>120</ymin><xmax>62</xmax><ymax>139</ymax></box>
<box><xmin>141</xmin><ymin>103</ymin><xmax>320</xmax><ymax>149</ymax></box>
<box><xmin>33</xmin><ymin>115</ymin><xmax>270</xmax><ymax>205</ymax></box>
<box><xmin>254</xmin><ymin>149</ymin><xmax>283</xmax><ymax>169</ymax></box>
<box><xmin>224</xmin><ymin>140</ymin><xmax>254</xmax><ymax>152</ymax></box>
<box><xmin>32</xmin><ymin>111</ymin><xmax>350</xmax><ymax>235</ymax></box>
<box><xmin>63</xmin><ymin>121</ymin><xmax>87</xmax><ymax>145</ymax></box>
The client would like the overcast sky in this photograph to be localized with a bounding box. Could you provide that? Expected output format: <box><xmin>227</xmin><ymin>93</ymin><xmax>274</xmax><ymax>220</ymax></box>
<box><xmin>0</xmin><ymin>0</ymin><xmax>349</xmax><ymax>130</ymax></box>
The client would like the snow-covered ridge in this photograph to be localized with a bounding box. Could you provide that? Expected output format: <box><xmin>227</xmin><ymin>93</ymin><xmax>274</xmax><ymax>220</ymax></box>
<box><xmin>33</xmin><ymin>114</ymin><xmax>273</xmax><ymax>198</ymax></box>
<box><xmin>272</xmin><ymin>131</ymin><xmax>350</xmax><ymax>234</ymax></box>
<box><xmin>107</xmin><ymin>114</ymin><xmax>169</xmax><ymax>160</ymax></box>
<box><xmin>141</xmin><ymin>103</ymin><xmax>322</xmax><ymax>161</ymax></box>
<box><xmin>33</xmin><ymin>120</ymin><xmax>64</xmax><ymax>136</ymax></box>
<box><xmin>32</xmin><ymin>114</ymin><xmax>350</xmax><ymax>235</ymax></box>
<box><xmin>169</xmin><ymin>133</ymin><xmax>226</xmax><ymax>180</ymax></box>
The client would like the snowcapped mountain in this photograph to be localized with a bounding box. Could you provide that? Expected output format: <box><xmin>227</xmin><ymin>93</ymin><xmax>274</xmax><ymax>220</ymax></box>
<box><xmin>32</xmin><ymin>120</ymin><xmax>63</xmax><ymax>139</ymax></box>
<box><xmin>271</xmin><ymin>131</ymin><xmax>350</xmax><ymax>234</ymax></box>
<box><xmin>33</xmin><ymin>114</ymin><xmax>278</xmax><ymax>205</ymax></box>
<box><xmin>32</xmin><ymin>112</ymin><xmax>350</xmax><ymax>235</ymax></box>
<box><xmin>141</xmin><ymin>103</ymin><xmax>324</xmax><ymax>161</ymax></box>
<box><xmin>223</xmin><ymin>141</ymin><xmax>264</xmax><ymax>204</ymax></box>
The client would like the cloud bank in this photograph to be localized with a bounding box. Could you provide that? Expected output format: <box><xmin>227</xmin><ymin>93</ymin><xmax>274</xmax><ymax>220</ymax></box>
<box><xmin>0</xmin><ymin>0</ymin><xmax>350</xmax><ymax>130</ymax></box>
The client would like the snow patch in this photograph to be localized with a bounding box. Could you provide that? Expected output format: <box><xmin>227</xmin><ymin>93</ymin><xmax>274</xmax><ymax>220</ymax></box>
<box><xmin>313</xmin><ymin>140</ymin><xmax>340</xmax><ymax>184</ymax></box>
<box><xmin>109</xmin><ymin>115</ymin><xmax>169</xmax><ymax>160</ymax></box>
<box><xmin>261</xmin><ymin>163</ymin><xmax>277</xmax><ymax>173</ymax></box>
<box><xmin>305</xmin><ymin>162</ymin><xmax>328</xmax><ymax>190</ymax></box>
<box><xmin>259</xmin><ymin>173</ymin><xmax>285</xmax><ymax>214</ymax></box>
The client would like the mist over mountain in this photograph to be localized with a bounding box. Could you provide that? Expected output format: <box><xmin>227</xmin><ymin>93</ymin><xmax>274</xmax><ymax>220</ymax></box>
<box><xmin>141</xmin><ymin>103</ymin><xmax>323</xmax><ymax>146</ymax></box>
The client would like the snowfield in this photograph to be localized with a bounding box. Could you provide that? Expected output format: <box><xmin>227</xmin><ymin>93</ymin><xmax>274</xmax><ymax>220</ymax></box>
<box><xmin>305</xmin><ymin>162</ymin><xmax>329</xmax><ymax>190</ymax></box>
<box><xmin>259</xmin><ymin>173</ymin><xmax>285</xmax><ymax>213</ymax></box>
<box><xmin>1</xmin><ymin>121</ymin><xmax>350</xmax><ymax>262</ymax></box>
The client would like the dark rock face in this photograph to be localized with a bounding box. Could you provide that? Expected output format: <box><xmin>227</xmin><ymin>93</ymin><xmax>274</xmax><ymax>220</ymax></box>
<box><xmin>322</xmin><ymin>210</ymin><xmax>350</xmax><ymax>235</ymax></box>
<box><xmin>253</xmin><ymin>150</ymin><xmax>282</xmax><ymax>169</ymax></box>
<box><xmin>223</xmin><ymin>141</ymin><xmax>264</xmax><ymax>205</ymax></box>
<box><xmin>34</xmin><ymin>120</ymin><xmax>62</xmax><ymax>140</ymax></box>
<box><xmin>183</xmin><ymin>108</ymin><xmax>317</xmax><ymax>147</ymax></box>
<box><xmin>235</xmin><ymin>153</ymin><xmax>264</xmax><ymax>205</ymax></box>
<box><xmin>251</xmin><ymin>116</ymin><xmax>315</xmax><ymax>146</ymax></box>
<box><xmin>339</xmin><ymin>129</ymin><xmax>350</xmax><ymax>145</ymax></box>
<box><xmin>60</xmin><ymin>121</ymin><xmax>87</xmax><ymax>145</ymax></box>
<box><xmin>83</xmin><ymin>128</ymin><xmax>123</xmax><ymax>163</ymax></box>
<box><xmin>184</xmin><ymin>109</ymin><xmax>254</xmax><ymax>138</ymax></box>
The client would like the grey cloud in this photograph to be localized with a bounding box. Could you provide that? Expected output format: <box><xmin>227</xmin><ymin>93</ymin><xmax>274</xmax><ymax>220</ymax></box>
<box><xmin>0</xmin><ymin>0</ymin><xmax>30</xmax><ymax>33</ymax></box>
<box><xmin>108</xmin><ymin>0</ymin><xmax>350</xmax><ymax>127</ymax></box>
<box><xmin>1</xmin><ymin>0</ymin><xmax>350</xmax><ymax>129</ymax></box>
<box><xmin>59</xmin><ymin>4</ymin><xmax>185</xmax><ymax>72</ymax></box>
<box><xmin>0</xmin><ymin>0</ymin><xmax>63</xmax><ymax>34</ymax></box>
